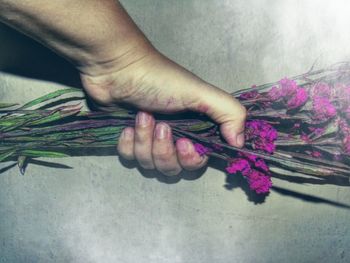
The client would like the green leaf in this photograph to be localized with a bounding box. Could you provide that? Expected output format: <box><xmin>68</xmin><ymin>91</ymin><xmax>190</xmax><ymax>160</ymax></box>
<box><xmin>0</xmin><ymin>103</ymin><xmax>19</xmax><ymax>109</ymax></box>
<box><xmin>27</xmin><ymin>108</ymin><xmax>81</xmax><ymax>126</ymax></box>
<box><xmin>0</xmin><ymin>149</ymin><xmax>15</xmax><ymax>162</ymax></box>
<box><xmin>20</xmin><ymin>150</ymin><xmax>69</xmax><ymax>158</ymax></box>
<box><xmin>19</xmin><ymin>88</ymin><xmax>81</xmax><ymax>109</ymax></box>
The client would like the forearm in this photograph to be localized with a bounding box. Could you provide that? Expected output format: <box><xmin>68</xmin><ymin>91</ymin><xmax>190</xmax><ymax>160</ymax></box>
<box><xmin>0</xmin><ymin>0</ymin><xmax>154</xmax><ymax>74</ymax></box>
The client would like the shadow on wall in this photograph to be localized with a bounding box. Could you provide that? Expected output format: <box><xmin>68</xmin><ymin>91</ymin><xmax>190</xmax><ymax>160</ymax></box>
<box><xmin>0</xmin><ymin>22</ymin><xmax>82</xmax><ymax>88</ymax></box>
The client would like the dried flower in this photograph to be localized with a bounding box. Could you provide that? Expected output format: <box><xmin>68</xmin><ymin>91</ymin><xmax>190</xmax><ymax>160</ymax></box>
<box><xmin>245</xmin><ymin>120</ymin><xmax>278</xmax><ymax>153</ymax></box>
<box><xmin>312</xmin><ymin>96</ymin><xmax>337</xmax><ymax>121</ymax></box>
<box><xmin>194</xmin><ymin>143</ymin><xmax>211</xmax><ymax>156</ymax></box>
<box><xmin>286</xmin><ymin>87</ymin><xmax>308</xmax><ymax>109</ymax></box>
<box><xmin>226</xmin><ymin>158</ymin><xmax>251</xmax><ymax>176</ymax></box>
<box><xmin>246</xmin><ymin>170</ymin><xmax>272</xmax><ymax>194</ymax></box>
<box><xmin>2</xmin><ymin>62</ymin><xmax>350</xmax><ymax>197</ymax></box>
<box><xmin>310</xmin><ymin>82</ymin><xmax>331</xmax><ymax>98</ymax></box>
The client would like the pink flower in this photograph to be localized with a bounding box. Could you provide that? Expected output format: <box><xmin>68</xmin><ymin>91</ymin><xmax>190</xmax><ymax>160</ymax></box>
<box><xmin>238</xmin><ymin>153</ymin><xmax>270</xmax><ymax>172</ymax></box>
<box><xmin>312</xmin><ymin>96</ymin><xmax>337</xmax><ymax>121</ymax></box>
<box><xmin>194</xmin><ymin>143</ymin><xmax>211</xmax><ymax>156</ymax></box>
<box><xmin>293</xmin><ymin>123</ymin><xmax>301</xmax><ymax>129</ymax></box>
<box><xmin>312</xmin><ymin>127</ymin><xmax>325</xmax><ymax>136</ymax></box>
<box><xmin>240</xmin><ymin>90</ymin><xmax>259</xmax><ymax>100</ymax></box>
<box><xmin>226</xmin><ymin>157</ymin><xmax>272</xmax><ymax>194</ymax></box>
<box><xmin>311</xmin><ymin>151</ymin><xmax>322</xmax><ymax>158</ymax></box>
<box><xmin>255</xmin><ymin>159</ymin><xmax>270</xmax><ymax>172</ymax></box>
<box><xmin>246</xmin><ymin>170</ymin><xmax>272</xmax><ymax>194</ymax></box>
<box><xmin>246</xmin><ymin>120</ymin><xmax>278</xmax><ymax>141</ymax></box>
<box><xmin>267</xmin><ymin>78</ymin><xmax>308</xmax><ymax>109</ymax></box>
<box><xmin>261</xmin><ymin>141</ymin><xmax>276</xmax><ymax>153</ymax></box>
<box><xmin>239</xmin><ymin>152</ymin><xmax>258</xmax><ymax>162</ymax></box>
<box><xmin>226</xmin><ymin>158</ymin><xmax>251</xmax><ymax>176</ymax></box>
<box><xmin>310</xmin><ymin>82</ymin><xmax>331</xmax><ymax>98</ymax></box>
<box><xmin>279</xmin><ymin>77</ymin><xmax>299</xmax><ymax>96</ymax></box>
<box><xmin>334</xmin><ymin>83</ymin><xmax>350</xmax><ymax>100</ymax></box>
<box><xmin>286</xmin><ymin>87</ymin><xmax>308</xmax><ymax>109</ymax></box>
<box><xmin>267</xmin><ymin>86</ymin><xmax>283</xmax><ymax>101</ymax></box>
<box><xmin>301</xmin><ymin>133</ymin><xmax>310</xmax><ymax>142</ymax></box>
<box><xmin>245</xmin><ymin>120</ymin><xmax>278</xmax><ymax>153</ymax></box>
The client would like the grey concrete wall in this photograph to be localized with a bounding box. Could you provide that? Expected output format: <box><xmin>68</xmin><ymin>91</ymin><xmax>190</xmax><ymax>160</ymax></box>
<box><xmin>1</xmin><ymin>1</ymin><xmax>350</xmax><ymax>262</ymax></box>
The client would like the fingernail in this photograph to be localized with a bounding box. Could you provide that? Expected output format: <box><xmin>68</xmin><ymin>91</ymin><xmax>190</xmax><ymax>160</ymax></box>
<box><xmin>177</xmin><ymin>139</ymin><xmax>189</xmax><ymax>154</ymax></box>
<box><xmin>236</xmin><ymin>133</ymin><xmax>245</xmax><ymax>148</ymax></box>
<box><xmin>155</xmin><ymin>123</ymin><xmax>169</xmax><ymax>139</ymax></box>
<box><xmin>137</xmin><ymin>112</ymin><xmax>150</xmax><ymax>126</ymax></box>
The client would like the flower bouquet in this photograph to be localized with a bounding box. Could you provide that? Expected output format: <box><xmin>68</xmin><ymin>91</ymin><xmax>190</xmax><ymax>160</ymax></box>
<box><xmin>1</xmin><ymin>62</ymin><xmax>350</xmax><ymax>195</ymax></box>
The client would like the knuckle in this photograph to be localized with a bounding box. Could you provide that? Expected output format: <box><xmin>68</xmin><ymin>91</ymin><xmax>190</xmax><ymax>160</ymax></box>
<box><xmin>109</xmin><ymin>80</ymin><xmax>137</xmax><ymax>101</ymax></box>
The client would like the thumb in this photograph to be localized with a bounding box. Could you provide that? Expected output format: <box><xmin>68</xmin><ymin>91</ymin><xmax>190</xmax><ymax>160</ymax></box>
<box><xmin>191</xmin><ymin>84</ymin><xmax>247</xmax><ymax>148</ymax></box>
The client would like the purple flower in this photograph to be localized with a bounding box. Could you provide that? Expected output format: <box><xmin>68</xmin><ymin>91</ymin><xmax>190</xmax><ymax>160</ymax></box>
<box><xmin>280</xmin><ymin>77</ymin><xmax>299</xmax><ymax>96</ymax></box>
<box><xmin>310</xmin><ymin>82</ymin><xmax>331</xmax><ymax>98</ymax></box>
<box><xmin>312</xmin><ymin>96</ymin><xmax>337</xmax><ymax>121</ymax></box>
<box><xmin>287</xmin><ymin>87</ymin><xmax>308</xmax><ymax>109</ymax></box>
<box><xmin>194</xmin><ymin>143</ymin><xmax>211</xmax><ymax>156</ymax></box>
<box><xmin>226</xmin><ymin>159</ymin><xmax>272</xmax><ymax>194</ymax></box>
<box><xmin>246</xmin><ymin>170</ymin><xmax>272</xmax><ymax>194</ymax></box>
<box><xmin>267</xmin><ymin>86</ymin><xmax>283</xmax><ymax>101</ymax></box>
<box><xmin>267</xmin><ymin>78</ymin><xmax>308</xmax><ymax>109</ymax></box>
<box><xmin>238</xmin><ymin>153</ymin><xmax>270</xmax><ymax>172</ymax></box>
<box><xmin>239</xmin><ymin>152</ymin><xmax>258</xmax><ymax>162</ymax></box>
<box><xmin>226</xmin><ymin>158</ymin><xmax>251</xmax><ymax>176</ymax></box>
<box><xmin>311</xmin><ymin>151</ymin><xmax>322</xmax><ymax>158</ymax></box>
<box><xmin>239</xmin><ymin>90</ymin><xmax>259</xmax><ymax>100</ymax></box>
<box><xmin>300</xmin><ymin>133</ymin><xmax>310</xmax><ymax>142</ymax></box>
<box><xmin>255</xmin><ymin>159</ymin><xmax>270</xmax><ymax>172</ymax></box>
<box><xmin>245</xmin><ymin>120</ymin><xmax>278</xmax><ymax>153</ymax></box>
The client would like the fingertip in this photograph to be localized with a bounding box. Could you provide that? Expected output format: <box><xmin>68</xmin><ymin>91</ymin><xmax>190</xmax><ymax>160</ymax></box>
<box><xmin>117</xmin><ymin>127</ymin><xmax>135</xmax><ymax>160</ymax></box>
<box><xmin>176</xmin><ymin>138</ymin><xmax>208</xmax><ymax>170</ymax></box>
<box><xmin>220</xmin><ymin>122</ymin><xmax>245</xmax><ymax>147</ymax></box>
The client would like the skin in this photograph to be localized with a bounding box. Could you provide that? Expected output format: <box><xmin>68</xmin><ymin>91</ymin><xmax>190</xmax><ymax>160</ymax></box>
<box><xmin>0</xmin><ymin>0</ymin><xmax>247</xmax><ymax>176</ymax></box>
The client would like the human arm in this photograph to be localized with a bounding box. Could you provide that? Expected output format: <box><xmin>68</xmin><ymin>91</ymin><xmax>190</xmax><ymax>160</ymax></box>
<box><xmin>0</xmin><ymin>0</ymin><xmax>247</xmax><ymax>176</ymax></box>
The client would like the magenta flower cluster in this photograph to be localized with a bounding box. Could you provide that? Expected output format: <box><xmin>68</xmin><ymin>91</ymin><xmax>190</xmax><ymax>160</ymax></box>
<box><xmin>310</xmin><ymin>83</ymin><xmax>336</xmax><ymax>121</ymax></box>
<box><xmin>194</xmin><ymin>143</ymin><xmax>211</xmax><ymax>156</ymax></box>
<box><xmin>245</xmin><ymin>120</ymin><xmax>278</xmax><ymax>153</ymax></box>
<box><xmin>225</xmin><ymin>153</ymin><xmax>272</xmax><ymax>194</ymax></box>
<box><xmin>267</xmin><ymin>78</ymin><xmax>308</xmax><ymax>109</ymax></box>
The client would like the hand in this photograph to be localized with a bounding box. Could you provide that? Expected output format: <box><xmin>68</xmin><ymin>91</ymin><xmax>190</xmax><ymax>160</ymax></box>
<box><xmin>0</xmin><ymin>0</ymin><xmax>247</xmax><ymax>176</ymax></box>
<box><xmin>80</xmin><ymin>47</ymin><xmax>247</xmax><ymax>176</ymax></box>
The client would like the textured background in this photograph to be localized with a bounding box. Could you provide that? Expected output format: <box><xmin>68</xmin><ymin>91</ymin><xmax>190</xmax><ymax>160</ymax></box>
<box><xmin>1</xmin><ymin>1</ymin><xmax>350</xmax><ymax>262</ymax></box>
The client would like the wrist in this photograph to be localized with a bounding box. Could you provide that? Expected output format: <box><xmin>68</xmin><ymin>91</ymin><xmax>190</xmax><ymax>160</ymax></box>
<box><xmin>75</xmin><ymin>36</ymin><xmax>157</xmax><ymax>77</ymax></box>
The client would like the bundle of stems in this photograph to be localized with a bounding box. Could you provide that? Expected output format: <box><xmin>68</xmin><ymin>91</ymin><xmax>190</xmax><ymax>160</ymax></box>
<box><xmin>1</xmin><ymin>62</ymin><xmax>350</xmax><ymax>194</ymax></box>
